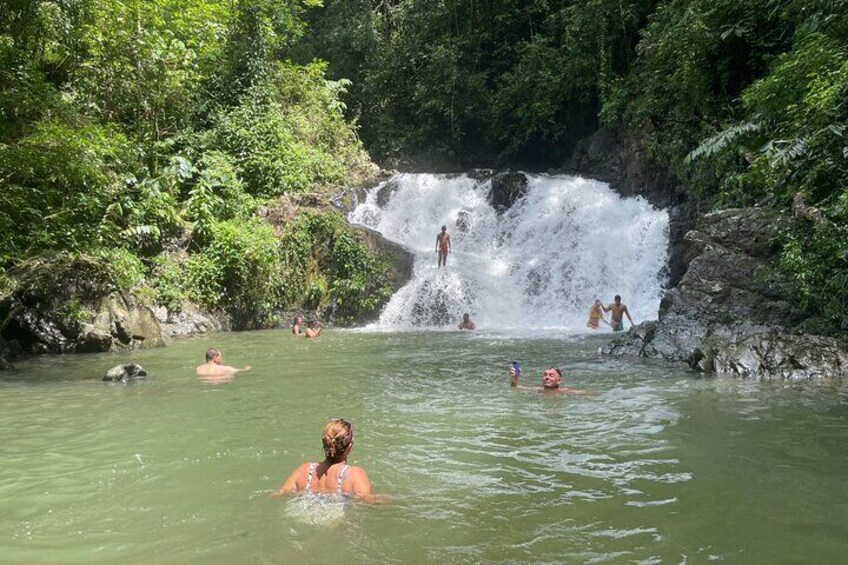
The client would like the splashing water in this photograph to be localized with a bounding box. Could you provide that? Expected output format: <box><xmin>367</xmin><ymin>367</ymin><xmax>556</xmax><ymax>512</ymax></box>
<box><xmin>349</xmin><ymin>173</ymin><xmax>669</xmax><ymax>331</ymax></box>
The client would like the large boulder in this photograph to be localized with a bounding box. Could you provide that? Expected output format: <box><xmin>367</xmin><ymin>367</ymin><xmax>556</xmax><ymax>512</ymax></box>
<box><xmin>604</xmin><ymin>207</ymin><xmax>848</xmax><ymax>381</ymax></box>
<box><xmin>157</xmin><ymin>303</ymin><xmax>229</xmax><ymax>339</ymax></box>
<box><xmin>488</xmin><ymin>172</ymin><xmax>529</xmax><ymax>212</ymax></box>
<box><xmin>352</xmin><ymin>226</ymin><xmax>415</xmax><ymax>295</ymax></box>
<box><xmin>105</xmin><ymin>296</ymin><xmax>164</xmax><ymax>349</ymax></box>
<box><xmin>0</xmin><ymin>294</ymin><xmax>165</xmax><ymax>354</ymax></box>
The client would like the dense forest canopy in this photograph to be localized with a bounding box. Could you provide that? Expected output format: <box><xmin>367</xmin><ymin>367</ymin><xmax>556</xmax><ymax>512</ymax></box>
<box><xmin>0</xmin><ymin>0</ymin><xmax>391</xmax><ymax>328</ymax></box>
<box><xmin>0</xmin><ymin>0</ymin><xmax>845</xmax><ymax>328</ymax></box>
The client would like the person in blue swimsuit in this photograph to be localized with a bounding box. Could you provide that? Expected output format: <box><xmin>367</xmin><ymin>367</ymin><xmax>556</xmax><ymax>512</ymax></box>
<box><xmin>272</xmin><ymin>419</ymin><xmax>376</xmax><ymax>502</ymax></box>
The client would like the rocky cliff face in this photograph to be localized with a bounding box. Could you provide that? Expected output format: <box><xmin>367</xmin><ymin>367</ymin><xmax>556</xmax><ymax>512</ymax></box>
<box><xmin>603</xmin><ymin>208</ymin><xmax>847</xmax><ymax>380</ymax></box>
<box><xmin>1</xmin><ymin>294</ymin><xmax>165</xmax><ymax>357</ymax></box>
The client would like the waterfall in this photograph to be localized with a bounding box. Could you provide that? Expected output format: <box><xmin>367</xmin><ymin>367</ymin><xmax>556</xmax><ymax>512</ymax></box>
<box><xmin>349</xmin><ymin>173</ymin><xmax>669</xmax><ymax>331</ymax></box>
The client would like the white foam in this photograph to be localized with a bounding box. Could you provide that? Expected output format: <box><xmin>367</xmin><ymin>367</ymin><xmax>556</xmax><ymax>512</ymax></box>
<box><xmin>349</xmin><ymin>173</ymin><xmax>669</xmax><ymax>331</ymax></box>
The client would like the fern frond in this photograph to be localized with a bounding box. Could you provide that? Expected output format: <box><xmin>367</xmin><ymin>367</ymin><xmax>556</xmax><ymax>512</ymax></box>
<box><xmin>685</xmin><ymin>122</ymin><xmax>761</xmax><ymax>164</ymax></box>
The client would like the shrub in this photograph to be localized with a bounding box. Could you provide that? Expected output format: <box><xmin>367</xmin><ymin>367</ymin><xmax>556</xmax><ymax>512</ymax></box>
<box><xmin>279</xmin><ymin>210</ymin><xmax>392</xmax><ymax>324</ymax></box>
<box><xmin>185</xmin><ymin>217</ymin><xmax>283</xmax><ymax>329</ymax></box>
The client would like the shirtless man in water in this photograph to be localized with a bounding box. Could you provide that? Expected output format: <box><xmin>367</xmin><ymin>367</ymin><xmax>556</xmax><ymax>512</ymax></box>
<box><xmin>458</xmin><ymin>313</ymin><xmax>476</xmax><ymax>330</ymax></box>
<box><xmin>435</xmin><ymin>225</ymin><xmax>451</xmax><ymax>268</ymax></box>
<box><xmin>509</xmin><ymin>366</ymin><xmax>597</xmax><ymax>396</ymax></box>
<box><xmin>195</xmin><ymin>348</ymin><xmax>251</xmax><ymax>381</ymax></box>
<box><xmin>603</xmin><ymin>295</ymin><xmax>634</xmax><ymax>332</ymax></box>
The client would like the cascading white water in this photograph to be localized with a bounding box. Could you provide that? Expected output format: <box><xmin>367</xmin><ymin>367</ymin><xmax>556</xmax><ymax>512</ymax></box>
<box><xmin>349</xmin><ymin>173</ymin><xmax>669</xmax><ymax>331</ymax></box>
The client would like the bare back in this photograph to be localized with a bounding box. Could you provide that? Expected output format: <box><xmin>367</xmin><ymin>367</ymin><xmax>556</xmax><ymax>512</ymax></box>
<box><xmin>278</xmin><ymin>461</ymin><xmax>371</xmax><ymax>498</ymax></box>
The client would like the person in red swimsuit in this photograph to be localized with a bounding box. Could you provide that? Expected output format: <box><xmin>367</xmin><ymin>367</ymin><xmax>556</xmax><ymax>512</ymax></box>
<box><xmin>435</xmin><ymin>225</ymin><xmax>451</xmax><ymax>268</ymax></box>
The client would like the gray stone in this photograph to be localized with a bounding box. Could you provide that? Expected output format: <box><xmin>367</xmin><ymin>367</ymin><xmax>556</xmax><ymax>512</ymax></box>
<box><xmin>160</xmin><ymin>303</ymin><xmax>228</xmax><ymax>338</ymax></box>
<box><xmin>488</xmin><ymin>172</ymin><xmax>528</xmax><ymax>212</ymax></box>
<box><xmin>375</xmin><ymin>178</ymin><xmax>400</xmax><ymax>208</ymax></box>
<box><xmin>106</xmin><ymin>297</ymin><xmax>164</xmax><ymax>349</ymax></box>
<box><xmin>103</xmin><ymin>363</ymin><xmax>148</xmax><ymax>382</ymax></box>
<box><xmin>604</xmin><ymin>207</ymin><xmax>848</xmax><ymax>381</ymax></box>
<box><xmin>455</xmin><ymin>209</ymin><xmax>473</xmax><ymax>233</ymax></box>
<box><xmin>351</xmin><ymin>225</ymin><xmax>415</xmax><ymax>295</ymax></box>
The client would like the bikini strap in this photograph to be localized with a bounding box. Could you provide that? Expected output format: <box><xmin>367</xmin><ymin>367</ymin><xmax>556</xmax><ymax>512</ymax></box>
<box><xmin>305</xmin><ymin>463</ymin><xmax>317</xmax><ymax>490</ymax></box>
<box><xmin>336</xmin><ymin>464</ymin><xmax>349</xmax><ymax>494</ymax></box>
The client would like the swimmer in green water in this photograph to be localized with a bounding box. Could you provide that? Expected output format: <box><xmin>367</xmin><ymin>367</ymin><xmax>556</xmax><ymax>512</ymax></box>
<box><xmin>272</xmin><ymin>419</ymin><xmax>379</xmax><ymax>503</ymax></box>
<box><xmin>195</xmin><ymin>348</ymin><xmax>251</xmax><ymax>380</ymax></box>
<box><xmin>509</xmin><ymin>365</ymin><xmax>597</xmax><ymax>396</ymax></box>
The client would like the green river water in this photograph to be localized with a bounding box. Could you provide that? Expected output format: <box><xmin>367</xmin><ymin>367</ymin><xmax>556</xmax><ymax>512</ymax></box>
<box><xmin>1</xmin><ymin>330</ymin><xmax>846</xmax><ymax>564</ymax></box>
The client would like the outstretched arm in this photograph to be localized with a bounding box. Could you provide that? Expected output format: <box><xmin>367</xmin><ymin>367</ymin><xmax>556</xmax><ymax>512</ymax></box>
<box><xmin>602</xmin><ymin>303</ymin><xmax>612</xmax><ymax>313</ymax></box>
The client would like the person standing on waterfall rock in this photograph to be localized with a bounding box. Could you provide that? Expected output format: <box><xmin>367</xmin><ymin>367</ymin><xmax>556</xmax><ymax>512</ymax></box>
<box><xmin>435</xmin><ymin>225</ymin><xmax>451</xmax><ymax>268</ymax></box>
<box><xmin>603</xmin><ymin>295</ymin><xmax>634</xmax><ymax>332</ymax></box>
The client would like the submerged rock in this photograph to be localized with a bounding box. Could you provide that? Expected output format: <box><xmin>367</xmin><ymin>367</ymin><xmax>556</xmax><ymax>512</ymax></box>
<box><xmin>103</xmin><ymin>363</ymin><xmax>148</xmax><ymax>382</ymax></box>
<box><xmin>605</xmin><ymin>207</ymin><xmax>848</xmax><ymax>381</ymax></box>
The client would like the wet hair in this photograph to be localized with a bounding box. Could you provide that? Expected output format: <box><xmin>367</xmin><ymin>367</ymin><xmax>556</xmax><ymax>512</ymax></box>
<box><xmin>322</xmin><ymin>419</ymin><xmax>354</xmax><ymax>462</ymax></box>
<box><xmin>614</xmin><ymin>295</ymin><xmax>621</xmax><ymax>301</ymax></box>
<box><xmin>441</xmin><ymin>225</ymin><xmax>447</xmax><ymax>231</ymax></box>
<box><xmin>463</xmin><ymin>313</ymin><xmax>470</xmax><ymax>320</ymax></box>
<box><xmin>205</xmin><ymin>348</ymin><xmax>221</xmax><ymax>362</ymax></box>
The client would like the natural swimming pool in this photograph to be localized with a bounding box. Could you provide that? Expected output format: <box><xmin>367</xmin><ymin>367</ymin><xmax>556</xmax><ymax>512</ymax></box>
<box><xmin>1</xmin><ymin>329</ymin><xmax>846</xmax><ymax>564</ymax></box>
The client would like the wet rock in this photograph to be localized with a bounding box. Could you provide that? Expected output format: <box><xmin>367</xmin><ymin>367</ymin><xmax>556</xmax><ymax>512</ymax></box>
<box><xmin>488</xmin><ymin>172</ymin><xmax>528</xmax><ymax>212</ymax></box>
<box><xmin>604</xmin><ymin>207</ymin><xmax>848</xmax><ymax>380</ymax></box>
<box><xmin>1</xmin><ymin>294</ymin><xmax>165</xmax><ymax>354</ymax></box>
<box><xmin>351</xmin><ymin>226</ymin><xmax>415</xmax><ymax>294</ymax></box>
<box><xmin>160</xmin><ymin>304</ymin><xmax>228</xmax><ymax>338</ymax></box>
<box><xmin>707</xmin><ymin>329</ymin><xmax>848</xmax><ymax>381</ymax></box>
<box><xmin>565</xmin><ymin>126</ymin><xmax>684</xmax><ymax>209</ymax></box>
<box><xmin>106</xmin><ymin>297</ymin><xmax>164</xmax><ymax>349</ymax></box>
<box><xmin>467</xmin><ymin>169</ymin><xmax>495</xmax><ymax>182</ymax></box>
<box><xmin>375</xmin><ymin>177</ymin><xmax>401</xmax><ymax>208</ymax></box>
<box><xmin>103</xmin><ymin>363</ymin><xmax>148</xmax><ymax>382</ymax></box>
<box><xmin>455</xmin><ymin>209</ymin><xmax>473</xmax><ymax>233</ymax></box>
<box><xmin>77</xmin><ymin>318</ymin><xmax>113</xmax><ymax>353</ymax></box>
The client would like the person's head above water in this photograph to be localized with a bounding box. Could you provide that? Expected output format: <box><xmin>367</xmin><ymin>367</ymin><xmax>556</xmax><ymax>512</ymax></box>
<box><xmin>462</xmin><ymin>313</ymin><xmax>471</xmax><ymax>321</ymax></box>
<box><xmin>542</xmin><ymin>368</ymin><xmax>562</xmax><ymax>389</ymax></box>
<box><xmin>614</xmin><ymin>294</ymin><xmax>621</xmax><ymax>304</ymax></box>
<box><xmin>441</xmin><ymin>225</ymin><xmax>447</xmax><ymax>232</ymax></box>
<box><xmin>322</xmin><ymin>418</ymin><xmax>354</xmax><ymax>462</ymax></box>
<box><xmin>205</xmin><ymin>348</ymin><xmax>222</xmax><ymax>363</ymax></box>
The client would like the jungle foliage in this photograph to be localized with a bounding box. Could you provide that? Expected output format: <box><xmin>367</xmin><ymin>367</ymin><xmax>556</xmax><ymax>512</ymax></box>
<box><xmin>0</xmin><ymin>0</ymin><xmax>389</xmax><ymax>328</ymax></box>
<box><xmin>296</xmin><ymin>0</ymin><xmax>848</xmax><ymax>323</ymax></box>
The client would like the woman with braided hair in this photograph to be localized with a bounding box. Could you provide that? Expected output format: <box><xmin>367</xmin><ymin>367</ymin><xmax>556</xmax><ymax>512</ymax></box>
<box><xmin>272</xmin><ymin>419</ymin><xmax>375</xmax><ymax>502</ymax></box>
